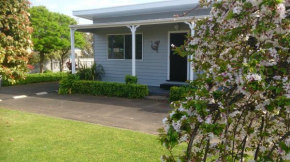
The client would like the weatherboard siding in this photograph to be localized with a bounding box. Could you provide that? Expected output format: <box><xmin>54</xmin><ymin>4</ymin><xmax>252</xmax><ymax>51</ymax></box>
<box><xmin>93</xmin><ymin>23</ymin><xmax>190</xmax><ymax>86</ymax></box>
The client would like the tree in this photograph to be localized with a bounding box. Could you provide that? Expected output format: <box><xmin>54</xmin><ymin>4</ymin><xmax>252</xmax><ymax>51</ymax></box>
<box><xmin>52</xmin><ymin>12</ymin><xmax>85</xmax><ymax>72</ymax></box>
<box><xmin>29</xmin><ymin>6</ymin><xmax>58</xmax><ymax>73</ymax></box>
<box><xmin>45</xmin><ymin>51</ymin><xmax>59</xmax><ymax>71</ymax></box>
<box><xmin>81</xmin><ymin>33</ymin><xmax>94</xmax><ymax>58</ymax></box>
<box><xmin>0</xmin><ymin>0</ymin><xmax>33</xmax><ymax>83</ymax></box>
<box><xmin>29</xmin><ymin>6</ymin><xmax>85</xmax><ymax>73</ymax></box>
<box><xmin>160</xmin><ymin>0</ymin><xmax>290</xmax><ymax>161</ymax></box>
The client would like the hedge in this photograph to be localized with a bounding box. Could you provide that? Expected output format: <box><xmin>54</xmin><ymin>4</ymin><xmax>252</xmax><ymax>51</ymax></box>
<box><xmin>125</xmin><ymin>75</ymin><xmax>138</xmax><ymax>84</ymax></box>
<box><xmin>169</xmin><ymin>86</ymin><xmax>190</xmax><ymax>102</ymax></box>
<box><xmin>2</xmin><ymin>72</ymin><xmax>68</xmax><ymax>86</ymax></box>
<box><xmin>59</xmin><ymin>80</ymin><xmax>149</xmax><ymax>99</ymax></box>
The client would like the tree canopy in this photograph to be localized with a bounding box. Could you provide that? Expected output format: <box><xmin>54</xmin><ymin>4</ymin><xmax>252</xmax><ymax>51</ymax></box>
<box><xmin>0</xmin><ymin>0</ymin><xmax>33</xmax><ymax>83</ymax></box>
<box><xmin>29</xmin><ymin>6</ymin><xmax>85</xmax><ymax>72</ymax></box>
<box><xmin>160</xmin><ymin>0</ymin><xmax>290</xmax><ymax>161</ymax></box>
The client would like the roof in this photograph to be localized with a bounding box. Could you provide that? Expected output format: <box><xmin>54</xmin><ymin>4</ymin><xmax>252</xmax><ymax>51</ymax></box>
<box><xmin>73</xmin><ymin>0</ymin><xmax>200</xmax><ymax>20</ymax></box>
<box><xmin>70</xmin><ymin>16</ymin><xmax>206</xmax><ymax>31</ymax></box>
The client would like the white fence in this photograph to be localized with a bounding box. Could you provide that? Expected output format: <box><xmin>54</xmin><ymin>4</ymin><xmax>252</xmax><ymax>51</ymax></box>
<box><xmin>31</xmin><ymin>58</ymin><xmax>94</xmax><ymax>73</ymax></box>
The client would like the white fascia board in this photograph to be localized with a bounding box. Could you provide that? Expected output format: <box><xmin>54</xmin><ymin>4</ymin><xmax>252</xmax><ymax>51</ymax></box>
<box><xmin>73</xmin><ymin>0</ymin><xmax>199</xmax><ymax>20</ymax></box>
<box><xmin>70</xmin><ymin>16</ymin><xmax>207</xmax><ymax>30</ymax></box>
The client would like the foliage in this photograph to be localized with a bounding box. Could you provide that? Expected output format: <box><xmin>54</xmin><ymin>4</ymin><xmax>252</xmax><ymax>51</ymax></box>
<box><xmin>160</xmin><ymin>0</ymin><xmax>290</xmax><ymax>162</ymax></box>
<box><xmin>66</xmin><ymin>60</ymin><xmax>77</xmax><ymax>71</ymax></box>
<box><xmin>169</xmin><ymin>86</ymin><xmax>190</xmax><ymax>102</ymax></box>
<box><xmin>58</xmin><ymin>74</ymin><xmax>79</xmax><ymax>94</ymax></box>
<box><xmin>2</xmin><ymin>72</ymin><xmax>68</xmax><ymax>86</ymax></box>
<box><xmin>43</xmin><ymin>70</ymin><xmax>53</xmax><ymax>73</ymax></box>
<box><xmin>125</xmin><ymin>75</ymin><xmax>138</xmax><ymax>84</ymax></box>
<box><xmin>29</xmin><ymin>6</ymin><xmax>85</xmax><ymax>73</ymax></box>
<box><xmin>81</xmin><ymin>33</ymin><xmax>94</xmax><ymax>58</ymax></box>
<box><xmin>72</xmin><ymin>80</ymin><xmax>149</xmax><ymax>98</ymax></box>
<box><xmin>0</xmin><ymin>0</ymin><xmax>33</xmax><ymax>84</ymax></box>
<box><xmin>77</xmin><ymin>62</ymin><xmax>105</xmax><ymax>81</ymax></box>
<box><xmin>59</xmin><ymin>79</ymin><xmax>149</xmax><ymax>98</ymax></box>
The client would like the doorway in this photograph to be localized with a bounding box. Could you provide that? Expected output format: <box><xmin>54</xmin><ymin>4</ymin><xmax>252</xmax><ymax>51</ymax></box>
<box><xmin>169</xmin><ymin>32</ymin><xmax>187</xmax><ymax>82</ymax></box>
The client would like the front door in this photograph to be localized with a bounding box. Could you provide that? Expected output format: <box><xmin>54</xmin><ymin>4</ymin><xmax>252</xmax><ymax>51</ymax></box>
<box><xmin>170</xmin><ymin>33</ymin><xmax>187</xmax><ymax>82</ymax></box>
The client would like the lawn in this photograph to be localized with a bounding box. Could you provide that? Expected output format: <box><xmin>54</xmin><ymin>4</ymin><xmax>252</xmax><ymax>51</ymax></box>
<box><xmin>0</xmin><ymin>108</ymin><xmax>181</xmax><ymax>162</ymax></box>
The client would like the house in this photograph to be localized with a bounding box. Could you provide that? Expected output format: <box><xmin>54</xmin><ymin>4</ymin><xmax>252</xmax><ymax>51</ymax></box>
<box><xmin>70</xmin><ymin>0</ymin><xmax>210</xmax><ymax>86</ymax></box>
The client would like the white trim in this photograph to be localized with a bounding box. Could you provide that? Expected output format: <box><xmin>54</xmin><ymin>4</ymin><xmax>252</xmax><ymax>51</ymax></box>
<box><xmin>106</xmin><ymin>33</ymin><xmax>143</xmax><ymax>61</ymax></box>
<box><xmin>70</xmin><ymin>16</ymin><xmax>207</xmax><ymax>30</ymax></box>
<box><xmin>127</xmin><ymin>25</ymin><xmax>140</xmax><ymax>76</ymax></box>
<box><xmin>184</xmin><ymin>21</ymin><xmax>196</xmax><ymax>81</ymax></box>
<box><xmin>70</xmin><ymin>28</ymin><xmax>76</xmax><ymax>74</ymax></box>
<box><xmin>167</xmin><ymin>30</ymin><xmax>189</xmax><ymax>81</ymax></box>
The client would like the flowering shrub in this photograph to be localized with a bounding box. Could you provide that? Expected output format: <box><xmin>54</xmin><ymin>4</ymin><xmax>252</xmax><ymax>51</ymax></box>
<box><xmin>159</xmin><ymin>0</ymin><xmax>290</xmax><ymax>161</ymax></box>
<box><xmin>0</xmin><ymin>0</ymin><xmax>33</xmax><ymax>84</ymax></box>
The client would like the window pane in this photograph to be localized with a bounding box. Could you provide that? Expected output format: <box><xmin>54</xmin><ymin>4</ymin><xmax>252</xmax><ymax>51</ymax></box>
<box><xmin>125</xmin><ymin>34</ymin><xmax>142</xmax><ymax>60</ymax></box>
<box><xmin>108</xmin><ymin>35</ymin><xmax>124</xmax><ymax>59</ymax></box>
<box><xmin>136</xmin><ymin>34</ymin><xmax>142</xmax><ymax>60</ymax></box>
<box><xmin>125</xmin><ymin>35</ymin><xmax>132</xmax><ymax>59</ymax></box>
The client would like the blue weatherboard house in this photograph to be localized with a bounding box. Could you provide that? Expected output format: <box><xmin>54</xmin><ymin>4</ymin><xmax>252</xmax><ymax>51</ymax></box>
<box><xmin>70</xmin><ymin>0</ymin><xmax>210</xmax><ymax>87</ymax></box>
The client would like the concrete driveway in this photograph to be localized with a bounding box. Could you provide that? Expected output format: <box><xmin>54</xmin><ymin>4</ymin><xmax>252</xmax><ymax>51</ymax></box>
<box><xmin>0</xmin><ymin>82</ymin><xmax>172</xmax><ymax>134</ymax></box>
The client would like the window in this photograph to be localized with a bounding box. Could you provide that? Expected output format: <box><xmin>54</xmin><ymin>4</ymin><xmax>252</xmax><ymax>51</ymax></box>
<box><xmin>108</xmin><ymin>35</ymin><xmax>124</xmax><ymax>59</ymax></box>
<box><xmin>108</xmin><ymin>34</ymin><xmax>143</xmax><ymax>60</ymax></box>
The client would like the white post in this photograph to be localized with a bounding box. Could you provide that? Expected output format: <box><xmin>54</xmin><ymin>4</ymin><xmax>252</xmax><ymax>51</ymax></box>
<box><xmin>185</xmin><ymin>21</ymin><xmax>196</xmax><ymax>81</ymax></box>
<box><xmin>70</xmin><ymin>28</ymin><xmax>76</xmax><ymax>74</ymax></box>
<box><xmin>127</xmin><ymin>25</ymin><xmax>140</xmax><ymax>76</ymax></box>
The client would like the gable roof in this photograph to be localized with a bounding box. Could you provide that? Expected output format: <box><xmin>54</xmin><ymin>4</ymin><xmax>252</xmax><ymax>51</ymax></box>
<box><xmin>73</xmin><ymin>0</ymin><xmax>200</xmax><ymax>20</ymax></box>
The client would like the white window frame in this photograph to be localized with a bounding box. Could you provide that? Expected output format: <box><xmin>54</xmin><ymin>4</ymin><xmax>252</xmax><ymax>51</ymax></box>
<box><xmin>107</xmin><ymin>33</ymin><xmax>143</xmax><ymax>61</ymax></box>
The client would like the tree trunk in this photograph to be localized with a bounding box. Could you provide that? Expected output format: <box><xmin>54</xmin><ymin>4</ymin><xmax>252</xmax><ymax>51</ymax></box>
<box><xmin>60</xmin><ymin>55</ymin><xmax>64</xmax><ymax>72</ymax></box>
<box><xmin>39</xmin><ymin>52</ymin><xmax>45</xmax><ymax>73</ymax></box>
<box><xmin>50</xmin><ymin>58</ymin><xmax>53</xmax><ymax>71</ymax></box>
<box><xmin>59</xmin><ymin>61</ymin><xmax>62</xmax><ymax>72</ymax></box>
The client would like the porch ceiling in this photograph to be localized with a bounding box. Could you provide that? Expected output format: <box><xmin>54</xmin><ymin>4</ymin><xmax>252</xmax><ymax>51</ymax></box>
<box><xmin>70</xmin><ymin>16</ymin><xmax>208</xmax><ymax>32</ymax></box>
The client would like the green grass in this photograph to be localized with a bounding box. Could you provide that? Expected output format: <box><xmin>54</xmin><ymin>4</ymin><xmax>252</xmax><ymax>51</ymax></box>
<box><xmin>0</xmin><ymin>108</ymin><xmax>181</xmax><ymax>162</ymax></box>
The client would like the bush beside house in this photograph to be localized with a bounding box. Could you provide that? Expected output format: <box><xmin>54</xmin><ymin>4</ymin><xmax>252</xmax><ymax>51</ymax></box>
<box><xmin>59</xmin><ymin>75</ymin><xmax>149</xmax><ymax>99</ymax></box>
<box><xmin>125</xmin><ymin>75</ymin><xmax>138</xmax><ymax>84</ymax></box>
<box><xmin>2</xmin><ymin>72</ymin><xmax>68</xmax><ymax>86</ymax></box>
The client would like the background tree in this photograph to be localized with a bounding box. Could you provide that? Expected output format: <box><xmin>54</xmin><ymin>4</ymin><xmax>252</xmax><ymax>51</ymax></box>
<box><xmin>160</xmin><ymin>0</ymin><xmax>290</xmax><ymax>161</ymax></box>
<box><xmin>45</xmin><ymin>51</ymin><xmax>59</xmax><ymax>72</ymax></box>
<box><xmin>29</xmin><ymin>6</ymin><xmax>85</xmax><ymax>73</ymax></box>
<box><xmin>53</xmin><ymin>12</ymin><xmax>85</xmax><ymax>72</ymax></box>
<box><xmin>81</xmin><ymin>33</ymin><xmax>94</xmax><ymax>58</ymax></box>
<box><xmin>0</xmin><ymin>0</ymin><xmax>33</xmax><ymax>83</ymax></box>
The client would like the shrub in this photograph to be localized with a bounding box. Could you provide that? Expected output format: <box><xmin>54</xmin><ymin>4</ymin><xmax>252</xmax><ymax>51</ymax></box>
<box><xmin>77</xmin><ymin>62</ymin><xmax>105</xmax><ymax>81</ymax></box>
<box><xmin>2</xmin><ymin>72</ymin><xmax>68</xmax><ymax>86</ymax></box>
<box><xmin>77</xmin><ymin>68</ymin><xmax>93</xmax><ymax>80</ymax></box>
<box><xmin>58</xmin><ymin>74</ymin><xmax>79</xmax><ymax>94</ymax></box>
<box><xmin>169</xmin><ymin>86</ymin><xmax>188</xmax><ymax>102</ymax></box>
<box><xmin>63</xmin><ymin>80</ymin><xmax>148</xmax><ymax>98</ymax></box>
<box><xmin>43</xmin><ymin>70</ymin><xmax>53</xmax><ymax>73</ymax></box>
<box><xmin>160</xmin><ymin>1</ymin><xmax>290</xmax><ymax>162</ymax></box>
<box><xmin>125</xmin><ymin>75</ymin><xmax>138</xmax><ymax>84</ymax></box>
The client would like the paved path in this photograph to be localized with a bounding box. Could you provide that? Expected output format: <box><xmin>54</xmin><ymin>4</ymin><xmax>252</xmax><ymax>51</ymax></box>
<box><xmin>0</xmin><ymin>82</ymin><xmax>172</xmax><ymax>134</ymax></box>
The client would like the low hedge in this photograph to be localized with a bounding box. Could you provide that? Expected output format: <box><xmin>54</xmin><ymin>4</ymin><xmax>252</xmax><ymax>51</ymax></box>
<box><xmin>169</xmin><ymin>86</ymin><xmax>190</xmax><ymax>102</ymax></box>
<box><xmin>2</xmin><ymin>72</ymin><xmax>68</xmax><ymax>86</ymax></box>
<box><xmin>59</xmin><ymin>79</ymin><xmax>149</xmax><ymax>99</ymax></box>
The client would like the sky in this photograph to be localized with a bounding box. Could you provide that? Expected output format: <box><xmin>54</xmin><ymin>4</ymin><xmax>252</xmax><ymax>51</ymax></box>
<box><xmin>29</xmin><ymin>0</ymin><xmax>167</xmax><ymax>24</ymax></box>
